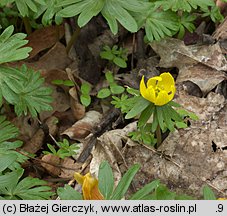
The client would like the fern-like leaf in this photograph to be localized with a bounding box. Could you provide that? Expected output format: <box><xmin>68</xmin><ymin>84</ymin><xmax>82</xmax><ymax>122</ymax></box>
<box><xmin>155</xmin><ymin>0</ymin><xmax>215</xmax><ymax>12</ymax></box>
<box><xmin>10</xmin><ymin>177</ymin><xmax>54</xmax><ymax>199</ymax></box>
<box><xmin>41</xmin><ymin>0</ymin><xmax>63</xmax><ymax>26</ymax></box>
<box><xmin>0</xmin><ymin>116</ymin><xmax>28</xmax><ymax>169</ymax></box>
<box><xmin>0</xmin><ymin>65</ymin><xmax>53</xmax><ymax>117</ymax></box>
<box><xmin>0</xmin><ymin>0</ymin><xmax>46</xmax><ymax>17</ymax></box>
<box><xmin>57</xmin><ymin>0</ymin><xmax>105</xmax><ymax>27</ymax></box>
<box><xmin>177</xmin><ymin>12</ymin><xmax>196</xmax><ymax>39</ymax></box>
<box><xmin>135</xmin><ymin>7</ymin><xmax>179</xmax><ymax>41</ymax></box>
<box><xmin>0</xmin><ymin>170</ymin><xmax>54</xmax><ymax>200</ymax></box>
<box><xmin>0</xmin><ymin>25</ymin><xmax>32</xmax><ymax>64</ymax></box>
<box><xmin>57</xmin><ymin>0</ymin><xmax>149</xmax><ymax>34</ymax></box>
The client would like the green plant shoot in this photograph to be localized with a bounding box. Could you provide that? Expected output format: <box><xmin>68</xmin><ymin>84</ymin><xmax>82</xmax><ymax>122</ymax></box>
<box><xmin>100</xmin><ymin>45</ymin><xmax>128</xmax><ymax>68</ymax></box>
<box><xmin>43</xmin><ymin>139</ymin><xmax>79</xmax><ymax>159</ymax></box>
<box><xmin>97</xmin><ymin>71</ymin><xmax>125</xmax><ymax>99</ymax></box>
<box><xmin>119</xmin><ymin>72</ymin><xmax>199</xmax><ymax>147</ymax></box>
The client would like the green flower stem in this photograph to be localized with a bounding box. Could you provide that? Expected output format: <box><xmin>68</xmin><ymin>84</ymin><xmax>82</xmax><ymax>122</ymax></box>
<box><xmin>156</xmin><ymin>124</ymin><xmax>162</xmax><ymax>148</ymax></box>
<box><xmin>66</xmin><ymin>24</ymin><xmax>81</xmax><ymax>54</ymax></box>
<box><xmin>22</xmin><ymin>17</ymin><xmax>32</xmax><ymax>35</ymax></box>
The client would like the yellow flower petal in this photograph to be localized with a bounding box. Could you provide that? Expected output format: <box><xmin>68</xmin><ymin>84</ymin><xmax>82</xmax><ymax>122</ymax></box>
<box><xmin>146</xmin><ymin>86</ymin><xmax>156</xmax><ymax>103</ymax></box>
<box><xmin>74</xmin><ymin>172</ymin><xmax>104</xmax><ymax>200</ymax></box>
<box><xmin>140</xmin><ymin>76</ymin><xmax>149</xmax><ymax>99</ymax></box>
<box><xmin>147</xmin><ymin>76</ymin><xmax>162</xmax><ymax>88</ymax></box>
<box><xmin>155</xmin><ymin>90</ymin><xmax>170</xmax><ymax>106</ymax></box>
<box><xmin>82</xmin><ymin>173</ymin><xmax>98</xmax><ymax>200</ymax></box>
<box><xmin>74</xmin><ymin>172</ymin><xmax>85</xmax><ymax>185</ymax></box>
<box><xmin>158</xmin><ymin>72</ymin><xmax>175</xmax><ymax>93</ymax></box>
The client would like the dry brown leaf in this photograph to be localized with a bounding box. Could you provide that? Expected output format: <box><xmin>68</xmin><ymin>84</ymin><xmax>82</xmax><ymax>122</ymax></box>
<box><xmin>62</xmin><ymin>111</ymin><xmax>102</xmax><ymax>140</ymax></box>
<box><xmin>27</xmin><ymin>42</ymin><xmax>72</xmax><ymax>72</ymax></box>
<box><xmin>7</xmin><ymin>41</ymin><xmax>72</xmax><ymax>78</ymax></box>
<box><xmin>39</xmin><ymin>84</ymin><xmax>70</xmax><ymax>121</ymax></box>
<box><xmin>41</xmin><ymin>154</ymin><xmax>61</xmax><ymax>176</ymax></box>
<box><xmin>213</xmin><ymin>17</ymin><xmax>227</xmax><ymax>54</ymax></box>
<box><xmin>22</xmin><ymin>116</ymin><xmax>58</xmax><ymax>154</ymax></box>
<box><xmin>150</xmin><ymin>38</ymin><xmax>227</xmax><ymax>94</ymax></box>
<box><xmin>175</xmin><ymin>90</ymin><xmax>225</xmax><ymax>121</ymax></box>
<box><xmin>26</xmin><ymin>25</ymin><xmax>65</xmax><ymax>59</ymax></box>
<box><xmin>69</xmin><ymin>87</ymin><xmax>85</xmax><ymax>120</ymax></box>
<box><xmin>12</xmin><ymin>116</ymin><xmax>39</xmax><ymax>142</ymax></box>
<box><xmin>90</xmin><ymin>122</ymin><xmax>137</xmax><ymax>186</ymax></box>
<box><xmin>59</xmin><ymin>157</ymin><xmax>81</xmax><ymax>179</ymax></box>
<box><xmin>150</xmin><ymin>38</ymin><xmax>227</xmax><ymax>71</ymax></box>
<box><xmin>42</xmin><ymin>69</ymin><xmax>69</xmax><ymax>84</ymax></box>
<box><xmin>176</xmin><ymin>64</ymin><xmax>226</xmax><ymax>95</ymax></box>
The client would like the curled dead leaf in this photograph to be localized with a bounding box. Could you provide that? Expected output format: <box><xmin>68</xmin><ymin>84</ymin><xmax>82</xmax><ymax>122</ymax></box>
<box><xmin>39</xmin><ymin>84</ymin><xmax>70</xmax><ymax>121</ymax></box>
<box><xmin>59</xmin><ymin>157</ymin><xmax>82</xmax><ymax>179</ymax></box>
<box><xmin>22</xmin><ymin>116</ymin><xmax>58</xmax><ymax>154</ymax></box>
<box><xmin>62</xmin><ymin>111</ymin><xmax>102</xmax><ymax>140</ymax></box>
<box><xmin>27</xmin><ymin>42</ymin><xmax>72</xmax><ymax>73</ymax></box>
<box><xmin>90</xmin><ymin>122</ymin><xmax>137</xmax><ymax>186</ymax></box>
<box><xmin>69</xmin><ymin>87</ymin><xmax>85</xmax><ymax>120</ymax></box>
<box><xmin>26</xmin><ymin>25</ymin><xmax>65</xmax><ymax>59</ymax></box>
<box><xmin>150</xmin><ymin>38</ymin><xmax>227</xmax><ymax>71</ymax></box>
<box><xmin>41</xmin><ymin>154</ymin><xmax>61</xmax><ymax>176</ymax></box>
<box><xmin>176</xmin><ymin>64</ymin><xmax>226</xmax><ymax>95</ymax></box>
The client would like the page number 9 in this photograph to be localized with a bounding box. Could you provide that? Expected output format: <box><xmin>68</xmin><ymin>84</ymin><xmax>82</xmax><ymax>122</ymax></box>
<box><xmin>217</xmin><ymin>204</ymin><xmax>223</xmax><ymax>212</ymax></box>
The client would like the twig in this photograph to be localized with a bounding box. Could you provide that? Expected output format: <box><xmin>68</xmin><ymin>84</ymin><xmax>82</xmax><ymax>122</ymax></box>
<box><xmin>16</xmin><ymin>149</ymin><xmax>79</xmax><ymax>171</ymax></box>
<box><xmin>66</xmin><ymin>24</ymin><xmax>81</xmax><ymax>54</ymax></box>
<box><xmin>77</xmin><ymin>108</ymin><xmax>121</xmax><ymax>163</ymax></box>
<box><xmin>155</xmin><ymin>124</ymin><xmax>162</xmax><ymax>148</ymax></box>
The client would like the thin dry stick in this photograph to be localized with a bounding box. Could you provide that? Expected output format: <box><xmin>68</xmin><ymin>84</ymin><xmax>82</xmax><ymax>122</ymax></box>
<box><xmin>66</xmin><ymin>25</ymin><xmax>81</xmax><ymax>54</ymax></box>
<box><xmin>17</xmin><ymin>149</ymin><xmax>78</xmax><ymax>171</ymax></box>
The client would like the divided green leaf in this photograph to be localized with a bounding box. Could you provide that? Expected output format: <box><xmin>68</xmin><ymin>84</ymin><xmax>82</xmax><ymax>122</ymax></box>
<box><xmin>0</xmin><ymin>116</ymin><xmax>28</xmax><ymax>169</ymax></box>
<box><xmin>57</xmin><ymin>185</ymin><xmax>82</xmax><ymax>200</ymax></box>
<box><xmin>0</xmin><ymin>65</ymin><xmax>53</xmax><ymax>117</ymax></box>
<box><xmin>155</xmin><ymin>0</ymin><xmax>214</xmax><ymax>12</ymax></box>
<box><xmin>0</xmin><ymin>173</ymin><xmax>54</xmax><ymax>200</ymax></box>
<box><xmin>0</xmin><ymin>25</ymin><xmax>32</xmax><ymax>64</ymax></box>
<box><xmin>138</xmin><ymin>104</ymin><xmax>154</xmax><ymax>128</ymax></box>
<box><xmin>137</xmin><ymin>8</ymin><xmax>179</xmax><ymax>41</ymax></box>
<box><xmin>125</xmin><ymin>97</ymin><xmax>150</xmax><ymax>119</ymax></box>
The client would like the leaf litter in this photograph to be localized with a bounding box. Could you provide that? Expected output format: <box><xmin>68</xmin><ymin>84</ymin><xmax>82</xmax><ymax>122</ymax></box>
<box><xmin>8</xmin><ymin>13</ymin><xmax>227</xmax><ymax>199</ymax></box>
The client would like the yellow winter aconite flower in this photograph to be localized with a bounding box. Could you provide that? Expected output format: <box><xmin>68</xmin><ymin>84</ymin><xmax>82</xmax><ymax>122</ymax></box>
<box><xmin>74</xmin><ymin>172</ymin><xmax>104</xmax><ymax>200</ymax></box>
<box><xmin>140</xmin><ymin>72</ymin><xmax>176</xmax><ymax>106</ymax></box>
